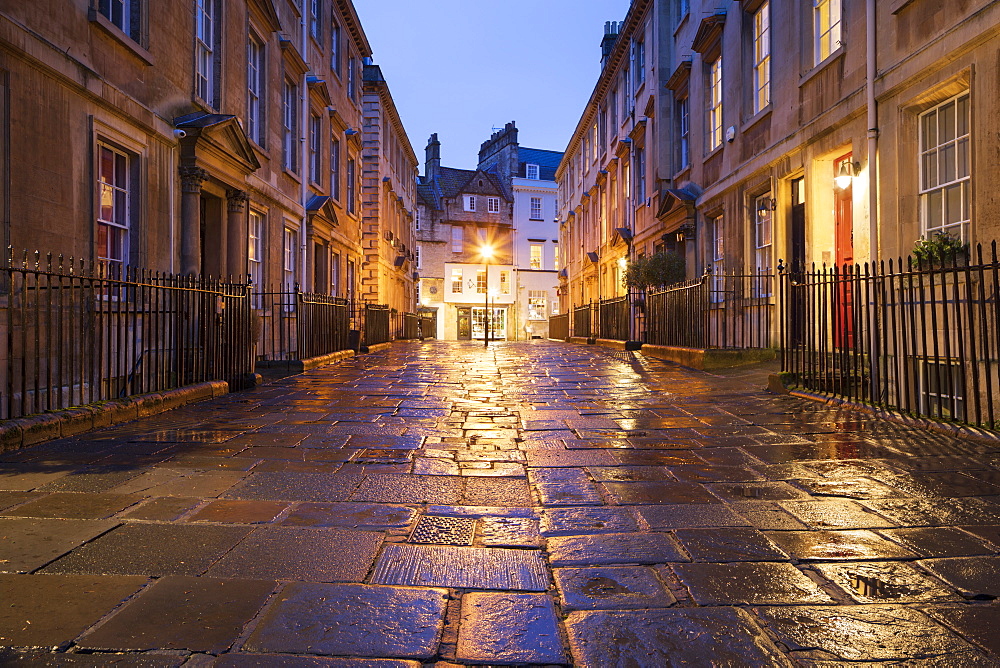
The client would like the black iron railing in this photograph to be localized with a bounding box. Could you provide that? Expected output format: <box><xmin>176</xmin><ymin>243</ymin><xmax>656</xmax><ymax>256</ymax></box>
<box><xmin>361</xmin><ymin>303</ymin><xmax>390</xmax><ymax>346</ymax></box>
<box><xmin>572</xmin><ymin>303</ymin><xmax>593</xmax><ymax>338</ymax></box>
<box><xmin>253</xmin><ymin>285</ymin><xmax>350</xmax><ymax>362</ymax></box>
<box><xmin>394</xmin><ymin>312</ymin><xmax>420</xmax><ymax>340</ymax></box>
<box><xmin>549</xmin><ymin>312</ymin><xmax>569</xmax><ymax>340</ymax></box>
<box><xmin>646</xmin><ymin>270</ymin><xmax>775</xmax><ymax>349</ymax></box>
<box><xmin>780</xmin><ymin>245</ymin><xmax>1000</xmax><ymax>428</ymax></box>
<box><xmin>598</xmin><ymin>295</ymin><xmax>629</xmax><ymax>341</ymax></box>
<box><xmin>3</xmin><ymin>251</ymin><xmax>254</xmax><ymax>419</ymax></box>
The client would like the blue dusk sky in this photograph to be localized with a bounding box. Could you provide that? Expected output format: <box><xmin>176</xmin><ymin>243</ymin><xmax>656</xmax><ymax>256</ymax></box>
<box><xmin>354</xmin><ymin>0</ymin><xmax>633</xmax><ymax>172</ymax></box>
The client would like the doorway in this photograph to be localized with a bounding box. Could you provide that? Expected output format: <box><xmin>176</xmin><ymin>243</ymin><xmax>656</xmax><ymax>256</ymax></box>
<box><xmin>457</xmin><ymin>307</ymin><xmax>471</xmax><ymax>340</ymax></box>
<box><xmin>834</xmin><ymin>154</ymin><xmax>855</xmax><ymax>349</ymax></box>
<box><xmin>789</xmin><ymin>177</ymin><xmax>806</xmax><ymax>346</ymax></box>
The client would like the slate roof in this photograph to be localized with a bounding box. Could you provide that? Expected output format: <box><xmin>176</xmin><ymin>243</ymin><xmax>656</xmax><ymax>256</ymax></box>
<box><xmin>419</xmin><ymin>167</ymin><xmax>508</xmax><ymax>210</ymax></box>
<box><xmin>519</xmin><ymin>147</ymin><xmax>564</xmax><ymax>181</ymax></box>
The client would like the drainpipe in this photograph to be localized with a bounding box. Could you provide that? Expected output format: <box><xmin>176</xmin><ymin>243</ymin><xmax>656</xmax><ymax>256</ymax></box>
<box><xmin>866</xmin><ymin>0</ymin><xmax>879</xmax><ymax>261</ymax></box>
<box><xmin>300</xmin><ymin>10</ymin><xmax>310</xmax><ymax>292</ymax></box>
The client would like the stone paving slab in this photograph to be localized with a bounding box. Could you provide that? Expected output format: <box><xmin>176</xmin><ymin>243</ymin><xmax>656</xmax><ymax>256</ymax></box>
<box><xmin>39</xmin><ymin>523</ymin><xmax>251</xmax><ymax>576</ymax></box>
<box><xmin>673</xmin><ymin>562</ymin><xmax>835</xmax><ymax>605</ymax></box>
<box><xmin>540</xmin><ymin>507</ymin><xmax>641</xmax><ymax>536</ymax></box>
<box><xmin>638</xmin><ymin>503</ymin><xmax>751</xmax><ymax>529</ymax></box>
<box><xmin>0</xmin><ymin>492</ymin><xmax>143</xmax><ymax>519</ymax></box>
<box><xmin>225</xmin><ymin>472</ymin><xmax>362</xmax><ymax>502</ymax></box>
<box><xmin>554</xmin><ymin>566</ymin><xmax>676</xmax><ymax>611</ymax></box>
<box><xmin>371</xmin><ymin>543</ymin><xmax>548</xmax><ymax>590</ymax></box>
<box><xmin>205</xmin><ymin>527</ymin><xmax>382</xmax><ymax>582</ymax></box>
<box><xmin>0</xmin><ymin>573</ymin><xmax>147</xmax><ymax>648</ymax></box>
<box><xmin>565</xmin><ymin>608</ymin><xmax>792</xmax><ymax>667</ymax></box>
<box><xmin>214</xmin><ymin>657</ymin><xmax>421</xmax><ymax>667</ymax></box>
<box><xmin>455</xmin><ymin>593</ymin><xmax>565</xmax><ymax>664</ymax></box>
<box><xmin>244</xmin><ymin>583</ymin><xmax>447</xmax><ymax>658</ymax></box>
<box><xmin>77</xmin><ymin>576</ymin><xmax>275</xmax><ymax>653</ymax></box>
<box><xmin>764</xmin><ymin>529</ymin><xmax>918</xmax><ymax>561</ymax></box>
<box><xmin>547</xmin><ymin>532</ymin><xmax>687</xmax><ymax>565</ymax></box>
<box><xmin>918</xmin><ymin>556</ymin><xmax>1000</xmax><ymax>598</ymax></box>
<box><xmin>0</xmin><ymin>517</ymin><xmax>118</xmax><ymax>573</ymax></box>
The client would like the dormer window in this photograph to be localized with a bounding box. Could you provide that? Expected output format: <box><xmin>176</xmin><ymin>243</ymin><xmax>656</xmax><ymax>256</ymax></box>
<box><xmin>487</xmin><ymin>197</ymin><xmax>500</xmax><ymax>213</ymax></box>
<box><xmin>464</xmin><ymin>195</ymin><xmax>476</xmax><ymax>212</ymax></box>
<box><xmin>526</xmin><ymin>164</ymin><xmax>540</xmax><ymax>180</ymax></box>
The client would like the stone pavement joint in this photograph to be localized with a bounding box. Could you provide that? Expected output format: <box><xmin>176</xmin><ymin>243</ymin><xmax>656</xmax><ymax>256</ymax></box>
<box><xmin>0</xmin><ymin>340</ymin><xmax>998</xmax><ymax>664</ymax></box>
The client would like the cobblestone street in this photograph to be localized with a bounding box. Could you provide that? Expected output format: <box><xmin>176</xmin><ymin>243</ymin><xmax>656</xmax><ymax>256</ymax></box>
<box><xmin>1</xmin><ymin>340</ymin><xmax>999</xmax><ymax>665</ymax></box>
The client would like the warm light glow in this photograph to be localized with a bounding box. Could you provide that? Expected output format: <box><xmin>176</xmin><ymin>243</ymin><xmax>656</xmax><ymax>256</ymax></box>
<box><xmin>480</xmin><ymin>244</ymin><xmax>494</xmax><ymax>260</ymax></box>
<box><xmin>617</xmin><ymin>257</ymin><xmax>628</xmax><ymax>270</ymax></box>
<box><xmin>835</xmin><ymin>161</ymin><xmax>855</xmax><ymax>190</ymax></box>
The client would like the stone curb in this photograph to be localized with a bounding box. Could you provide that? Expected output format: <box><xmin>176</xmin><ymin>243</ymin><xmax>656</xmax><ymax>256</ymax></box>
<box><xmin>257</xmin><ymin>349</ymin><xmax>356</xmax><ymax>374</ymax></box>
<box><xmin>0</xmin><ymin>380</ymin><xmax>229</xmax><ymax>454</ymax></box>
<box><xmin>768</xmin><ymin>373</ymin><xmax>1000</xmax><ymax>446</ymax></box>
<box><xmin>361</xmin><ymin>341</ymin><xmax>395</xmax><ymax>354</ymax></box>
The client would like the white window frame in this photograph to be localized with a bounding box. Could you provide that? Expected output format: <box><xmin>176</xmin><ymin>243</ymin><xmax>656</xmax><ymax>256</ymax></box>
<box><xmin>98</xmin><ymin>0</ymin><xmax>139</xmax><ymax>41</ymax></box>
<box><xmin>96</xmin><ymin>142</ymin><xmax>132</xmax><ymax>270</ymax></box>
<box><xmin>195</xmin><ymin>0</ymin><xmax>216</xmax><ymax>106</ymax></box>
<box><xmin>526</xmin><ymin>164</ymin><xmax>540</xmax><ymax>180</ymax></box>
<box><xmin>451</xmin><ymin>225</ymin><xmax>463</xmax><ymax>253</ymax></box>
<box><xmin>529</xmin><ymin>244</ymin><xmax>543</xmax><ymax>270</ymax></box>
<box><xmin>331</xmin><ymin>21</ymin><xmax>341</xmax><ymax>75</ymax></box>
<box><xmin>530</xmin><ymin>197</ymin><xmax>543</xmax><ymax>220</ymax></box>
<box><xmin>476</xmin><ymin>269</ymin><xmax>487</xmax><ymax>294</ymax></box>
<box><xmin>330</xmin><ymin>138</ymin><xmax>341</xmax><ymax>200</ymax></box>
<box><xmin>415</xmin><ymin>244</ymin><xmax>421</xmax><ymax>268</ymax></box>
<box><xmin>814</xmin><ymin>0</ymin><xmax>842</xmax><ymax>65</ymax></box>
<box><xmin>677</xmin><ymin>95</ymin><xmax>690</xmax><ymax>169</ymax></box>
<box><xmin>346</xmin><ymin>157</ymin><xmax>356</xmax><ymax>213</ymax></box>
<box><xmin>308</xmin><ymin>113</ymin><xmax>321</xmax><ymax>183</ymax></box>
<box><xmin>632</xmin><ymin>38</ymin><xmax>645</xmax><ymax>89</ymax></box>
<box><xmin>487</xmin><ymin>197</ymin><xmax>500</xmax><ymax>213</ymax></box>
<box><xmin>309</xmin><ymin>0</ymin><xmax>320</xmax><ymax>40</ymax></box>
<box><xmin>919</xmin><ymin>92</ymin><xmax>971</xmax><ymax>241</ymax></box>
<box><xmin>348</xmin><ymin>56</ymin><xmax>356</xmax><ymax>100</ymax></box>
<box><xmin>754</xmin><ymin>193</ymin><xmax>773</xmax><ymax>296</ymax></box>
<box><xmin>634</xmin><ymin>148</ymin><xmax>646</xmax><ymax>202</ymax></box>
<box><xmin>499</xmin><ymin>270</ymin><xmax>510</xmax><ymax>295</ymax></box>
<box><xmin>282</xmin><ymin>79</ymin><xmax>298</xmax><ymax>172</ymax></box>
<box><xmin>248</xmin><ymin>209</ymin><xmax>263</xmax><ymax>298</ymax></box>
<box><xmin>283</xmin><ymin>225</ymin><xmax>298</xmax><ymax>289</ymax></box>
<box><xmin>706</xmin><ymin>56</ymin><xmax>723</xmax><ymax>152</ymax></box>
<box><xmin>464</xmin><ymin>195</ymin><xmax>476</xmax><ymax>212</ymax></box>
<box><xmin>753</xmin><ymin>2</ymin><xmax>771</xmax><ymax>114</ymax></box>
<box><xmin>709</xmin><ymin>214</ymin><xmax>725</xmax><ymax>302</ymax></box>
<box><xmin>451</xmin><ymin>267</ymin><xmax>463</xmax><ymax>293</ymax></box>
<box><xmin>527</xmin><ymin>291</ymin><xmax>547</xmax><ymax>320</ymax></box>
<box><xmin>247</xmin><ymin>33</ymin><xmax>264</xmax><ymax>146</ymax></box>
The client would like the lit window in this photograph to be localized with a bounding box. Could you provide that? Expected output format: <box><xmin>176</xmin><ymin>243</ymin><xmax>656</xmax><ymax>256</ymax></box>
<box><xmin>346</xmin><ymin>158</ymin><xmax>356</xmax><ymax>213</ymax></box>
<box><xmin>754</xmin><ymin>193</ymin><xmax>773</xmax><ymax>296</ymax></box>
<box><xmin>451</xmin><ymin>268</ymin><xmax>463</xmax><ymax>293</ymax></box>
<box><xmin>195</xmin><ymin>0</ymin><xmax>217</xmax><ymax>106</ymax></box>
<box><xmin>709</xmin><ymin>215</ymin><xmax>724</xmax><ymax>302</ymax></box>
<box><xmin>464</xmin><ymin>195</ymin><xmax>476</xmax><ymax>212</ymax></box>
<box><xmin>331</xmin><ymin>251</ymin><xmax>341</xmax><ymax>295</ymax></box>
<box><xmin>530</xmin><ymin>197</ymin><xmax>543</xmax><ymax>220</ymax></box>
<box><xmin>451</xmin><ymin>226</ymin><xmax>463</xmax><ymax>253</ymax></box>
<box><xmin>282</xmin><ymin>79</ymin><xmax>298</xmax><ymax>171</ymax></box>
<box><xmin>247</xmin><ymin>34</ymin><xmax>264</xmax><ymax>145</ymax></box>
<box><xmin>920</xmin><ymin>93</ymin><xmax>971</xmax><ymax>240</ymax></box>
<box><xmin>553</xmin><ymin>243</ymin><xmax>559</xmax><ymax>270</ymax></box>
<box><xmin>706</xmin><ymin>56</ymin><xmax>723</xmax><ymax>151</ymax></box>
<box><xmin>248</xmin><ymin>209</ymin><xmax>263</xmax><ymax>299</ymax></box>
<box><xmin>499</xmin><ymin>271</ymin><xmax>510</xmax><ymax>294</ymax></box>
<box><xmin>96</xmin><ymin>143</ymin><xmax>132</xmax><ymax>270</ymax></box>
<box><xmin>753</xmin><ymin>3</ymin><xmax>770</xmax><ymax>114</ymax></box>
<box><xmin>530</xmin><ymin>244</ymin><xmax>542</xmax><ymax>270</ymax></box>
<box><xmin>415</xmin><ymin>244</ymin><xmax>421</xmax><ymax>268</ymax></box>
<box><xmin>488</xmin><ymin>197</ymin><xmax>500</xmax><ymax>213</ymax></box>
<box><xmin>526</xmin><ymin>164</ymin><xmax>540</xmax><ymax>180</ymax></box>
<box><xmin>814</xmin><ymin>0</ymin><xmax>842</xmax><ymax>65</ymax></box>
<box><xmin>476</xmin><ymin>269</ymin><xmax>487</xmax><ymax>294</ymax></box>
<box><xmin>528</xmin><ymin>291</ymin><xmax>548</xmax><ymax>320</ymax></box>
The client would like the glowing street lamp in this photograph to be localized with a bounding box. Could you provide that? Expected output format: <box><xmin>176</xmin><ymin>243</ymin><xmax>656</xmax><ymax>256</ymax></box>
<box><xmin>480</xmin><ymin>244</ymin><xmax>494</xmax><ymax>347</ymax></box>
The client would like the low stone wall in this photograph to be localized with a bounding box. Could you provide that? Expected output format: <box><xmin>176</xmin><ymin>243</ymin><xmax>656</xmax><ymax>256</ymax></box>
<box><xmin>640</xmin><ymin>345</ymin><xmax>776</xmax><ymax>370</ymax></box>
<box><xmin>0</xmin><ymin>380</ymin><xmax>230</xmax><ymax>454</ymax></box>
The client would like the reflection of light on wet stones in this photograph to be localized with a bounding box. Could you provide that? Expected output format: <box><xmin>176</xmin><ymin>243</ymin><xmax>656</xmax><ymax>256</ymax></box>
<box><xmin>582</xmin><ymin>576</ymin><xmax>632</xmax><ymax>597</ymax></box>
<box><xmin>409</xmin><ymin>515</ymin><xmax>475</xmax><ymax>545</ymax></box>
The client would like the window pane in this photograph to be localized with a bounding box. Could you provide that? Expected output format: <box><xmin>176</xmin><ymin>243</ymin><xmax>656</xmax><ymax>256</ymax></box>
<box><xmin>100</xmin><ymin>147</ymin><xmax>114</xmax><ymax>182</ymax></box>
<box><xmin>957</xmin><ymin>138</ymin><xmax>969</xmax><ymax>179</ymax></box>
<box><xmin>100</xmin><ymin>184</ymin><xmax>114</xmax><ymax>222</ymax></box>
<box><xmin>938</xmin><ymin>101</ymin><xmax>955</xmax><ymax>143</ymax></box>
<box><xmin>945</xmin><ymin>184</ymin><xmax>963</xmax><ymax>225</ymax></box>
<box><xmin>922</xmin><ymin>151</ymin><xmax>937</xmax><ymax>190</ymax></box>
<box><xmin>957</xmin><ymin>95</ymin><xmax>969</xmax><ymax>136</ymax></box>
<box><xmin>114</xmin><ymin>189</ymin><xmax>127</xmax><ymax>225</ymax></box>
<box><xmin>926</xmin><ymin>189</ymin><xmax>943</xmax><ymax>230</ymax></box>
<box><xmin>921</xmin><ymin>112</ymin><xmax>937</xmax><ymax>149</ymax></box>
<box><xmin>940</xmin><ymin>143</ymin><xmax>956</xmax><ymax>183</ymax></box>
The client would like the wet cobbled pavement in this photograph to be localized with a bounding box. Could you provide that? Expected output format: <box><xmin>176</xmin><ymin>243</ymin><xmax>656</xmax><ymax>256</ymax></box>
<box><xmin>1</xmin><ymin>340</ymin><xmax>1000</xmax><ymax>665</ymax></box>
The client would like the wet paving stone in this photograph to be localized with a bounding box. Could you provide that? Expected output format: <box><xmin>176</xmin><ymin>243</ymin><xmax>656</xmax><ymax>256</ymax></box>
<box><xmin>755</xmin><ymin>605</ymin><xmax>985</xmax><ymax>662</ymax></box>
<box><xmin>729</xmin><ymin>501</ymin><xmax>810</xmax><ymax>530</ymax></box>
<box><xmin>0</xmin><ymin>491</ymin><xmax>40</xmax><ymax>512</ymax></box>
<box><xmin>863</xmin><ymin>497</ymin><xmax>1000</xmax><ymax>526</ymax></box>
<box><xmin>918</xmin><ymin>556</ymin><xmax>1000</xmax><ymax>599</ymax></box>
<box><xmin>352</xmin><ymin>474</ymin><xmax>464</xmax><ymax>505</ymax></box>
<box><xmin>540</xmin><ymin>507</ymin><xmax>640</xmax><ymax>536</ymax></box>
<box><xmin>638</xmin><ymin>503</ymin><xmax>751</xmax><ymax>529</ymax></box>
<box><xmin>527</xmin><ymin>467</ymin><xmax>589</xmax><ymax>484</ymax></box>
<box><xmin>145</xmin><ymin>470</ymin><xmax>249</xmax><ymax>498</ymax></box>
<box><xmin>205</xmin><ymin>527</ymin><xmax>382</xmax><ymax>582</ymax></box>
<box><xmin>0</xmin><ymin>573</ymin><xmax>147</xmax><ymax>648</ymax></box>
<box><xmin>926</xmin><ymin>605</ymin><xmax>1000</xmax><ymax>658</ymax></box>
<box><xmin>121</xmin><ymin>496</ymin><xmax>202</xmax><ymax>521</ymax></box>
<box><xmin>792</xmin><ymin>476</ymin><xmax>906</xmax><ymax>499</ymax></box>
<box><xmin>815</xmin><ymin>560</ymin><xmax>961</xmax><ymax>603</ymax></box>
<box><xmin>280</xmin><ymin>502</ymin><xmax>415</xmax><ymax>530</ymax></box>
<box><xmin>463</xmin><ymin>477</ymin><xmax>531</xmax><ymax>507</ymax></box>
<box><xmin>878</xmin><ymin>526</ymin><xmax>998</xmax><ymax>557</ymax></box>
<box><xmin>187</xmin><ymin>499</ymin><xmax>288</xmax><ymax>524</ymax></box>
<box><xmin>0</xmin><ymin>517</ymin><xmax>119</xmax><ymax>573</ymax></box>
<box><xmin>673</xmin><ymin>527</ymin><xmax>789</xmax><ymax>562</ymax></box>
<box><xmin>535</xmin><ymin>480</ymin><xmax>603</xmax><ymax>505</ymax></box>
<box><xmin>764</xmin><ymin>529</ymin><xmax>918</xmax><ymax>561</ymax></box>
<box><xmin>456</xmin><ymin>593</ymin><xmax>565</xmax><ymax>664</ymax></box>
<box><xmin>586</xmin><ymin>466</ymin><xmax>674</xmax><ymax>482</ymax></box>
<box><xmin>478</xmin><ymin>516</ymin><xmax>541</xmax><ymax>547</ymax></box>
<box><xmin>372</xmin><ymin>543</ymin><xmax>548</xmax><ymax>590</ymax></box>
<box><xmin>602</xmin><ymin>481</ymin><xmax>719</xmax><ymax>505</ymax></box>
<box><xmin>0</xmin><ymin>492</ymin><xmax>142</xmax><ymax>520</ymax></box>
<box><xmin>78</xmin><ymin>576</ymin><xmax>274</xmax><ymax>653</ymax></box>
<box><xmin>670</xmin><ymin>464</ymin><xmax>763</xmax><ymax>483</ymax></box>
<box><xmin>706</xmin><ymin>481</ymin><xmax>811</xmax><ymax>502</ymax></box>
<box><xmin>554</xmin><ymin>566</ymin><xmax>676</xmax><ymax>611</ymax></box>
<box><xmin>779</xmin><ymin>498</ymin><xmax>897</xmax><ymax>529</ymax></box>
<box><xmin>674</xmin><ymin>562</ymin><xmax>834</xmax><ymax>605</ymax></box>
<box><xmin>225</xmin><ymin>472</ymin><xmax>362</xmax><ymax>502</ymax></box>
<box><xmin>245</xmin><ymin>583</ymin><xmax>447</xmax><ymax>658</ymax></box>
<box><xmin>547</xmin><ymin>532</ymin><xmax>687</xmax><ymax>566</ymax></box>
<box><xmin>39</xmin><ymin>523</ymin><xmax>251</xmax><ymax>576</ymax></box>
<box><xmin>37</xmin><ymin>467</ymin><xmax>144</xmax><ymax>493</ymax></box>
<box><xmin>525</xmin><ymin>450</ymin><xmax>619</xmax><ymax>467</ymax></box>
<box><xmin>565</xmin><ymin>608</ymin><xmax>791</xmax><ymax>667</ymax></box>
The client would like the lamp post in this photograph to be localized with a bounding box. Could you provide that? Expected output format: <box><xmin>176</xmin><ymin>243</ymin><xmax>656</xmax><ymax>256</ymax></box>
<box><xmin>480</xmin><ymin>244</ymin><xmax>494</xmax><ymax>348</ymax></box>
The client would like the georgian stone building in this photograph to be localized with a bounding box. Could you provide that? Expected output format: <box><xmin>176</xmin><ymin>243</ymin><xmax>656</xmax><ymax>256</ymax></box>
<box><xmin>558</xmin><ymin>0</ymin><xmax>1000</xmax><ymax>316</ymax></box>
<box><xmin>0</xmin><ymin>0</ymin><xmax>414</xmax><ymax>311</ymax></box>
<box><xmin>415</xmin><ymin>124</ymin><xmax>562</xmax><ymax>341</ymax></box>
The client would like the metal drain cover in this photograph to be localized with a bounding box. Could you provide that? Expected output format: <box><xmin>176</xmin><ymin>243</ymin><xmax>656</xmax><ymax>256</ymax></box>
<box><xmin>410</xmin><ymin>515</ymin><xmax>476</xmax><ymax>545</ymax></box>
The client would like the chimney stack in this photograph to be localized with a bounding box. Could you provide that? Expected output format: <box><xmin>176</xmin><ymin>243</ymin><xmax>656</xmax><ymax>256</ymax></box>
<box><xmin>601</xmin><ymin>21</ymin><xmax>620</xmax><ymax>67</ymax></box>
<box><xmin>425</xmin><ymin>133</ymin><xmax>441</xmax><ymax>181</ymax></box>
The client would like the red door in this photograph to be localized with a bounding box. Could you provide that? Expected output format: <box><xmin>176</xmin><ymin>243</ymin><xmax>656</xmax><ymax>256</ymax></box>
<box><xmin>834</xmin><ymin>154</ymin><xmax>854</xmax><ymax>349</ymax></box>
